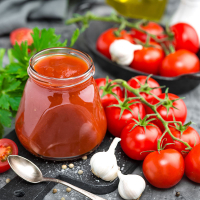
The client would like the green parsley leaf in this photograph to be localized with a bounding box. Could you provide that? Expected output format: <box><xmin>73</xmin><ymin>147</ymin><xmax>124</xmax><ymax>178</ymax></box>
<box><xmin>0</xmin><ymin>109</ymin><xmax>12</xmax><ymax>127</ymax></box>
<box><xmin>0</xmin><ymin>122</ymin><xmax>3</xmax><ymax>139</ymax></box>
<box><xmin>69</xmin><ymin>28</ymin><xmax>80</xmax><ymax>47</ymax></box>
<box><xmin>0</xmin><ymin>48</ymin><xmax>6</xmax><ymax>70</ymax></box>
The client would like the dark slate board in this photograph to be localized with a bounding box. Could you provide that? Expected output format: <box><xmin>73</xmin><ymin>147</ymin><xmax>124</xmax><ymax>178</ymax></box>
<box><xmin>0</xmin><ymin>130</ymin><xmax>140</xmax><ymax>200</ymax></box>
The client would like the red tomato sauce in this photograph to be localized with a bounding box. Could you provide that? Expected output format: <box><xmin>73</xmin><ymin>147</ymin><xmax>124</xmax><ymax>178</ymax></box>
<box><xmin>15</xmin><ymin>54</ymin><xmax>107</xmax><ymax>160</ymax></box>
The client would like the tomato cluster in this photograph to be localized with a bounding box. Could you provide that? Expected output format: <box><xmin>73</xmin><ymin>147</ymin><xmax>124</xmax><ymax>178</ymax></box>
<box><xmin>96</xmin><ymin>22</ymin><xmax>200</xmax><ymax>77</ymax></box>
<box><xmin>96</xmin><ymin>76</ymin><xmax>200</xmax><ymax>189</ymax></box>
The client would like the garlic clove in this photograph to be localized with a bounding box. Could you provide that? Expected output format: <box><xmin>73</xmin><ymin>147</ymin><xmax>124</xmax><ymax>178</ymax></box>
<box><xmin>109</xmin><ymin>39</ymin><xmax>143</xmax><ymax>65</ymax></box>
<box><xmin>118</xmin><ymin>171</ymin><xmax>146</xmax><ymax>200</ymax></box>
<box><xmin>90</xmin><ymin>137</ymin><xmax>121</xmax><ymax>181</ymax></box>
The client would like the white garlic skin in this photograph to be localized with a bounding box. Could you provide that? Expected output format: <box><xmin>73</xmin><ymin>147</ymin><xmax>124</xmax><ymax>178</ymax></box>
<box><xmin>109</xmin><ymin>39</ymin><xmax>143</xmax><ymax>65</ymax></box>
<box><xmin>118</xmin><ymin>171</ymin><xmax>146</xmax><ymax>200</ymax></box>
<box><xmin>90</xmin><ymin>137</ymin><xmax>121</xmax><ymax>181</ymax></box>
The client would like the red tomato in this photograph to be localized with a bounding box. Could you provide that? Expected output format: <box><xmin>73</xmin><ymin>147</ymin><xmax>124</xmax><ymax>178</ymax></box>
<box><xmin>0</xmin><ymin>139</ymin><xmax>18</xmax><ymax>173</ymax></box>
<box><xmin>160</xmin><ymin>49</ymin><xmax>199</xmax><ymax>77</ymax></box>
<box><xmin>185</xmin><ymin>143</ymin><xmax>200</xmax><ymax>183</ymax></box>
<box><xmin>143</xmin><ymin>149</ymin><xmax>184</xmax><ymax>188</ymax></box>
<box><xmin>130</xmin><ymin>44</ymin><xmax>165</xmax><ymax>75</ymax></box>
<box><xmin>121</xmin><ymin>122</ymin><xmax>162</xmax><ymax>160</ymax></box>
<box><xmin>170</xmin><ymin>23</ymin><xmax>199</xmax><ymax>54</ymax></box>
<box><xmin>10</xmin><ymin>28</ymin><xmax>33</xmax><ymax>46</ymax></box>
<box><xmin>146</xmin><ymin>93</ymin><xmax>187</xmax><ymax>131</ymax></box>
<box><xmin>96</xmin><ymin>28</ymin><xmax>133</xmax><ymax>59</ymax></box>
<box><xmin>131</xmin><ymin>22</ymin><xmax>164</xmax><ymax>42</ymax></box>
<box><xmin>105</xmin><ymin>99</ymin><xmax>146</xmax><ymax>137</ymax></box>
<box><xmin>163</xmin><ymin>126</ymin><xmax>200</xmax><ymax>157</ymax></box>
<box><xmin>126</xmin><ymin>75</ymin><xmax>162</xmax><ymax>102</ymax></box>
<box><xmin>95</xmin><ymin>78</ymin><xmax>123</xmax><ymax>108</ymax></box>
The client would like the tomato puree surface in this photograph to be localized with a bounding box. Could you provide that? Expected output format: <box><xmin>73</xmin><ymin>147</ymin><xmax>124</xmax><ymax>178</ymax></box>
<box><xmin>15</xmin><ymin>54</ymin><xmax>107</xmax><ymax>160</ymax></box>
<box><xmin>34</xmin><ymin>55</ymin><xmax>88</xmax><ymax>78</ymax></box>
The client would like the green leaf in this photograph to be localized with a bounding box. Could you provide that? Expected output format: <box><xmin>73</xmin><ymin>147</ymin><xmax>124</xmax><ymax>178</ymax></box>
<box><xmin>69</xmin><ymin>28</ymin><xmax>80</xmax><ymax>47</ymax></box>
<box><xmin>0</xmin><ymin>122</ymin><xmax>4</xmax><ymax>139</ymax></box>
<box><xmin>0</xmin><ymin>48</ymin><xmax>6</xmax><ymax>70</ymax></box>
<box><xmin>8</xmin><ymin>97</ymin><xmax>21</xmax><ymax>111</ymax></box>
<box><xmin>0</xmin><ymin>109</ymin><xmax>12</xmax><ymax>127</ymax></box>
<box><xmin>7</xmin><ymin>49</ymin><xmax>15</xmax><ymax>63</ymax></box>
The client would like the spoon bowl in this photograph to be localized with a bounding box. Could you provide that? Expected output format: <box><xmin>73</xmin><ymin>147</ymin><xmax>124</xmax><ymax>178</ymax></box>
<box><xmin>8</xmin><ymin>155</ymin><xmax>43</xmax><ymax>183</ymax></box>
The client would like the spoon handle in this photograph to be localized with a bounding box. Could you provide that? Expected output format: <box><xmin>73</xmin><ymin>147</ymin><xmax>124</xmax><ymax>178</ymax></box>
<box><xmin>42</xmin><ymin>177</ymin><xmax>106</xmax><ymax>200</ymax></box>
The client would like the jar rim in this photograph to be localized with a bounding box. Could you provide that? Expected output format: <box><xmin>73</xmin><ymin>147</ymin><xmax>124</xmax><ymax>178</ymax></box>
<box><xmin>29</xmin><ymin>47</ymin><xmax>94</xmax><ymax>82</ymax></box>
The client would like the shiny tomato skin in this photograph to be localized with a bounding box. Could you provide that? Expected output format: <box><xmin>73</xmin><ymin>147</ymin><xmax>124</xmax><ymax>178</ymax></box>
<box><xmin>126</xmin><ymin>75</ymin><xmax>162</xmax><ymax>102</ymax></box>
<box><xmin>170</xmin><ymin>23</ymin><xmax>199</xmax><ymax>54</ymax></box>
<box><xmin>10</xmin><ymin>28</ymin><xmax>33</xmax><ymax>46</ymax></box>
<box><xmin>185</xmin><ymin>144</ymin><xmax>200</xmax><ymax>183</ymax></box>
<box><xmin>146</xmin><ymin>93</ymin><xmax>187</xmax><ymax>131</ymax></box>
<box><xmin>163</xmin><ymin>126</ymin><xmax>200</xmax><ymax>157</ymax></box>
<box><xmin>105</xmin><ymin>99</ymin><xmax>146</xmax><ymax>137</ymax></box>
<box><xmin>131</xmin><ymin>22</ymin><xmax>164</xmax><ymax>42</ymax></box>
<box><xmin>143</xmin><ymin>149</ymin><xmax>184</xmax><ymax>188</ymax></box>
<box><xmin>95</xmin><ymin>78</ymin><xmax>123</xmax><ymax>108</ymax></box>
<box><xmin>0</xmin><ymin>139</ymin><xmax>18</xmax><ymax>173</ymax></box>
<box><xmin>160</xmin><ymin>49</ymin><xmax>199</xmax><ymax>77</ymax></box>
<box><xmin>96</xmin><ymin>28</ymin><xmax>133</xmax><ymax>59</ymax></box>
<box><xmin>121</xmin><ymin>122</ymin><xmax>162</xmax><ymax>160</ymax></box>
<box><xmin>130</xmin><ymin>45</ymin><xmax>165</xmax><ymax>75</ymax></box>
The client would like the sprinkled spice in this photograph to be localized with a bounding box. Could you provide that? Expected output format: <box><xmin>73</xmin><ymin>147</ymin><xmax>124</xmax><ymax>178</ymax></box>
<box><xmin>52</xmin><ymin>189</ymin><xmax>57</xmax><ymax>194</ymax></box>
<box><xmin>6</xmin><ymin>178</ymin><xmax>11</xmax><ymax>183</ymax></box>
<box><xmin>69</xmin><ymin>163</ymin><xmax>74</xmax><ymax>168</ymax></box>
<box><xmin>66</xmin><ymin>187</ymin><xmax>71</xmax><ymax>192</ymax></box>
<box><xmin>62</xmin><ymin>165</ymin><xmax>67</xmax><ymax>170</ymax></box>
<box><xmin>82</xmin><ymin>155</ymin><xmax>87</xmax><ymax>160</ymax></box>
<box><xmin>78</xmin><ymin>170</ymin><xmax>83</xmax><ymax>175</ymax></box>
<box><xmin>175</xmin><ymin>192</ymin><xmax>180</xmax><ymax>197</ymax></box>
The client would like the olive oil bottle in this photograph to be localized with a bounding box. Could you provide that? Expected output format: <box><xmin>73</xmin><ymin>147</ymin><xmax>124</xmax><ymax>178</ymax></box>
<box><xmin>106</xmin><ymin>0</ymin><xmax>167</xmax><ymax>21</ymax></box>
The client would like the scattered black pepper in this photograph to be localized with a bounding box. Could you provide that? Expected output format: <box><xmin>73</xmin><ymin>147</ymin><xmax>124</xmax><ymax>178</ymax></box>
<box><xmin>175</xmin><ymin>192</ymin><xmax>180</xmax><ymax>197</ymax></box>
<box><xmin>14</xmin><ymin>189</ymin><xmax>25</xmax><ymax>197</ymax></box>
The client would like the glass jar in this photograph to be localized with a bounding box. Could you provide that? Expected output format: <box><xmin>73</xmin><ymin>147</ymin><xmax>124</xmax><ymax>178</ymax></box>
<box><xmin>15</xmin><ymin>48</ymin><xmax>107</xmax><ymax>161</ymax></box>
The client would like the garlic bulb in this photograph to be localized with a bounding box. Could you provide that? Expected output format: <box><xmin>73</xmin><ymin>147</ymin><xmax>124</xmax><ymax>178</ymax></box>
<box><xmin>118</xmin><ymin>171</ymin><xmax>146</xmax><ymax>200</ymax></box>
<box><xmin>109</xmin><ymin>39</ymin><xmax>142</xmax><ymax>65</ymax></box>
<box><xmin>90</xmin><ymin>137</ymin><xmax>121</xmax><ymax>181</ymax></box>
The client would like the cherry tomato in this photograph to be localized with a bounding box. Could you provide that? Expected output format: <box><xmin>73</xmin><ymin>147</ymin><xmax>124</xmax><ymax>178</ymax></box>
<box><xmin>160</xmin><ymin>49</ymin><xmax>199</xmax><ymax>77</ymax></box>
<box><xmin>163</xmin><ymin>126</ymin><xmax>200</xmax><ymax>157</ymax></box>
<box><xmin>10</xmin><ymin>28</ymin><xmax>33</xmax><ymax>46</ymax></box>
<box><xmin>105</xmin><ymin>99</ymin><xmax>146</xmax><ymax>137</ymax></box>
<box><xmin>185</xmin><ymin>143</ymin><xmax>200</xmax><ymax>183</ymax></box>
<box><xmin>143</xmin><ymin>149</ymin><xmax>184</xmax><ymax>188</ymax></box>
<box><xmin>95</xmin><ymin>78</ymin><xmax>123</xmax><ymax>108</ymax></box>
<box><xmin>121</xmin><ymin>122</ymin><xmax>162</xmax><ymax>160</ymax></box>
<box><xmin>130</xmin><ymin>43</ymin><xmax>165</xmax><ymax>75</ymax></box>
<box><xmin>146</xmin><ymin>93</ymin><xmax>187</xmax><ymax>131</ymax></box>
<box><xmin>96</xmin><ymin>28</ymin><xmax>133</xmax><ymax>59</ymax></box>
<box><xmin>131</xmin><ymin>22</ymin><xmax>164</xmax><ymax>42</ymax></box>
<box><xmin>0</xmin><ymin>139</ymin><xmax>18</xmax><ymax>173</ymax></box>
<box><xmin>126</xmin><ymin>75</ymin><xmax>162</xmax><ymax>103</ymax></box>
<box><xmin>170</xmin><ymin>23</ymin><xmax>199</xmax><ymax>54</ymax></box>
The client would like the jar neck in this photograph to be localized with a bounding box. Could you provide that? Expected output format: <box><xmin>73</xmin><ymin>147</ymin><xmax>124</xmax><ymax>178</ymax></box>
<box><xmin>28</xmin><ymin>47</ymin><xmax>95</xmax><ymax>88</ymax></box>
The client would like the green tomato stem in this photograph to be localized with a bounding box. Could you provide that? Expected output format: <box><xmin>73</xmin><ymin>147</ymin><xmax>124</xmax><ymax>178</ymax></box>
<box><xmin>111</xmin><ymin>79</ymin><xmax>192</xmax><ymax>151</ymax></box>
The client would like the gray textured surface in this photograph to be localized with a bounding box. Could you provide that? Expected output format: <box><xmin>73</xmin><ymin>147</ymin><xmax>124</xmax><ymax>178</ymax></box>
<box><xmin>1</xmin><ymin>0</ymin><xmax>200</xmax><ymax>199</ymax></box>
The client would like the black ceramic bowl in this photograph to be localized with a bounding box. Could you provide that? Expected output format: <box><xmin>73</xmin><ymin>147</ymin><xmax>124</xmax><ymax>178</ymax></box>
<box><xmin>75</xmin><ymin>2</ymin><xmax>200</xmax><ymax>94</ymax></box>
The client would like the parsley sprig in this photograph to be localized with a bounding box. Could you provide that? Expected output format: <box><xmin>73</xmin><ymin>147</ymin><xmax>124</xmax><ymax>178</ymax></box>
<box><xmin>0</xmin><ymin>27</ymin><xmax>80</xmax><ymax>138</ymax></box>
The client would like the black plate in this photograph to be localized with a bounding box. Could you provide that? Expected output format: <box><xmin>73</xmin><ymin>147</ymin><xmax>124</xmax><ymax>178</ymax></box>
<box><xmin>74</xmin><ymin>2</ymin><xmax>200</xmax><ymax>94</ymax></box>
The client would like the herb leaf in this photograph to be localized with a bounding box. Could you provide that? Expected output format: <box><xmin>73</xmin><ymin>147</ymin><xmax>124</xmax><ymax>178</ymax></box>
<box><xmin>70</xmin><ymin>28</ymin><xmax>80</xmax><ymax>47</ymax></box>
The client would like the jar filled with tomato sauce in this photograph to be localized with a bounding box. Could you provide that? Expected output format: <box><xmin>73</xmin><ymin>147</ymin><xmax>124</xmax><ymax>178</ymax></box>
<box><xmin>15</xmin><ymin>48</ymin><xmax>107</xmax><ymax>160</ymax></box>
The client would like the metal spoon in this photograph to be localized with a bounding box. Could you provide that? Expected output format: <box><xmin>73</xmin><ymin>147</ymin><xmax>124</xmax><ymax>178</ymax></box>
<box><xmin>8</xmin><ymin>155</ymin><xmax>106</xmax><ymax>200</ymax></box>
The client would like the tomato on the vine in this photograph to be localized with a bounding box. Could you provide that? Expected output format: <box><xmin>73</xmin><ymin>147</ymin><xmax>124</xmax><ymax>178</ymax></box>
<box><xmin>160</xmin><ymin>49</ymin><xmax>199</xmax><ymax>77</ymax></box>
<box><xmin>0</xmin><ymin>139</ymin><xmax>18</xmax><ymax>173</ymax></box>
<box><xmin>131</xmin><ymin>22</ymin><xmax>164</xmax><ymax>42</ymax></box>
<box><xmin>95</xmin><ymin>78</ymin><xmax>123</xmax><ymax>108</ymax></box>
<box><xmin>143</xmin><ymin>149</ymin><xmax>184</xmax><ymax>188</ymax></box>
<box><xmin>105</xmin><ymin>99</ymin><xmax>146</xmax><ymax>137</ymax></box>
<box><xmin>170</xmin><ymin>23</ymin><xmax>199</xmax><ymax>54</ymax></box>
<box><xmin>126</xmin><ymin>75</ymin><xmax>162</xmax><ymax>103</ymax></box>
<box><xmin>185</xmin><ymin>143</ymin><xmax>200</xmax><ymax>183</ymax></box>
<box><xmin>163</xmin><ymin>125</ymin><xmax>200</xmax><ymax>157</ymax></box>
<box><xmin>10</xmin><ymin>28</ymin><xmax>33</xmax><ymax>46</ymax></box>
<box><xmin>130</xmin><ymin>43</ymin><xmax>165</xmax><ymax>75</ymax></box>
<box><xmin>121</xmin><ymin>120</ymin><xmax>162</xmax><ymax>160</ymax></box>
<box><xmin>146</xmin><ymin>93</ymin><xmax>187</xmax><ymax>131</ymax></box>
<box><xmin>96</xmin><ymin>28</ymin><xmax>133</xmax><ymax>59</ymax></box>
